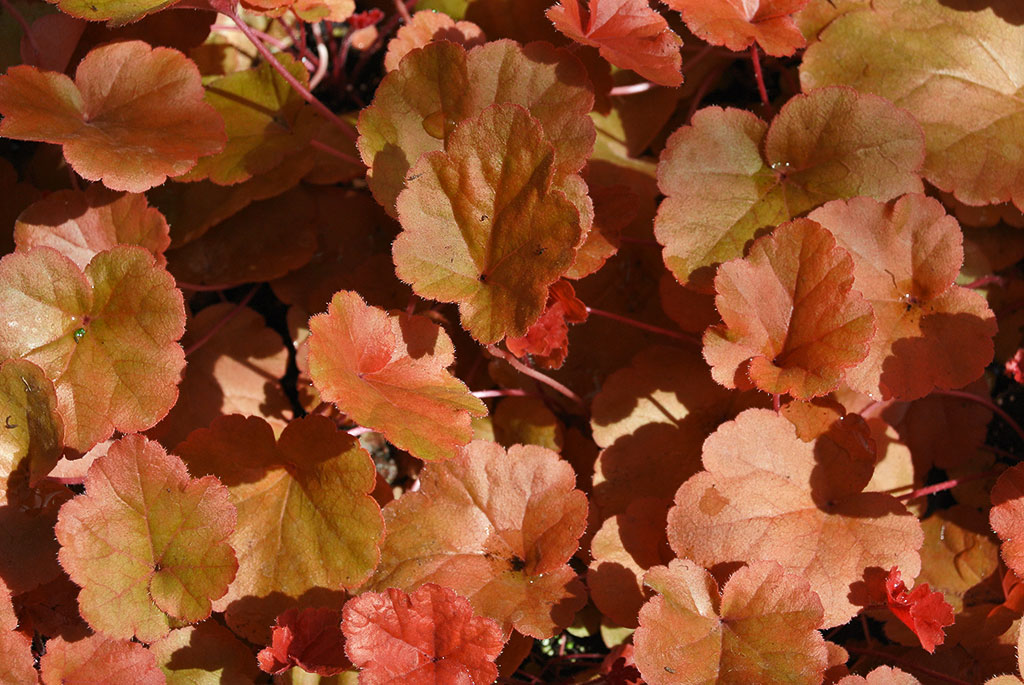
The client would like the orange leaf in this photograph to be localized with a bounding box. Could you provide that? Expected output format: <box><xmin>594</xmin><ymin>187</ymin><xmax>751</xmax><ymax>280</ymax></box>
<box><xmin>370</xmin><ymin>441</ymin><xmax>588</xmax><ymax>638</ymax></box>
<box><xmin>0</xmin><ymin>41</ymin><xmax>225</xmax><ymax>192</ymax></box>
<box><xmin>40</xmin><ymin>635</ymin><xmax>164</xmax><ymax>685</ymax></box>
<box><xmin>838</xmin><ymin>666</ymin><xmax>922</xmax><ymax>684</ymax></box>
<box><xmin>14</xmin><ymin>185</ymin><xmax>170</xmax><ymax>269</ymax></box>
<box><xmin>175</xmin><ymin>414</ymin><xmax>383</xmax><ymax>643</ymax></box>
<box><xmin>704</xmin><ymin>218</ymin><xmax>874</xmax><ymax>398</ymax></box>
<box><xmin>882</xmin><ymin>566</ymin><xmax>955</xmax><ymax>653</ymax></box>
<box><xmin>308</xmin><ymin>290</ymin><xmax>486</xmax><ymax>461</ymax></box>
<box><xmin>667</xmin><ymin>408</ymin><xmax>923</xmax><ymax>627</ymax></box>
<box><xmin>633</xmin><ymin>560</ymin><xmax>827</xmax><ymax>684</ymax></box>
<box><xmin>394</xmin><ymin>104</ymin><xmax>583</xmax><ymax>343</ymax></box>
<box><xmin>55</xmin><ymin>434</ymin><xmax>237</xmax><ymax>642</ymax></box>
<box><xmin>0</xmin><ymin>359</ymin><xmax>63</xmax><ymax>492</ymax></box>
<box><xmin>384</xmin><ymin>10</ymin><xmax>487</xmax><ymax>72</ymax></box>
<box><xmin>547</xmin><ymin>0</ymin><xmax>683</xmax><ymax>87</ymax></box>
<box><xmin>809</xmin><ymin>194</ymin><xmax>997</xmax><ymax>400</ymax></box>
<box><xmin>0</xmin><ymin>578</ymin><xmax>35</xmax><ymax>685</ymax></box>
<box><xmin>991</xmin><ymin>463</ymin><xmax>1024</xmax><ymax>581</ymax></box>
<box><xmin>343</xmin><ymin>584</ymin><xmax>505</xmax><ymax>684</ymax></box>
<box><xmin>258</xmin><ymin>607</ymin><xmax>349</xmax><ymax>676</ymax></box>
<box><xmin>506</xmin><ymin>280</ymin><xmax>588</xmax><ymax>369</ymax></box>
<box><xmin>665</xmin><ymin>0</ymin><xmax>809</xmax><ymax>56</ymax></box>
<box><xmin>0</xmin><ymin>246</ymin><xmax>185</xmax><ymax>454</ymax></box>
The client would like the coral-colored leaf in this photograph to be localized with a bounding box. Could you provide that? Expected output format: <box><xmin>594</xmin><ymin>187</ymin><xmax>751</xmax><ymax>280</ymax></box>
<box><xmin>882</xmin><ymin>566</ymin><xmax>955</xmax><ymax>653</ymax></box>
<box><xmin>809</xmin><ymin>194</ymin><xmax>997</xmax><ymax>400</ymax></box>
<box><xmin>667</xmin><ymin>408</ymin><xmax>923</xmax><ymax>627</ymax></box>
<box><xmin>838</xmin><ymin>667</ymin><xmax>922</xmax><ymax>684</ymax></box>
<box><xmin>370</xmin><ymin>440</ymin><xmax>588</xmax><ymax>638</ymax></box>
<box><xmin>257</xmin><ymin>607</ymin><xmax>349</xmax><ymax>676</ymax></box>
<box><xmin>665</xmin><ymin>0</ymin><xmax>809</xmax><ymax>56</ymax></box>
<box><xmin>634</xmin><ymin>560</ymin><xmax>827</xmax><ymax>684</ymax></box>
<box><xmin>654</xmin><ymin>87</ymin><xmax>923</xmax><ymax>289</ymax></box>
<box><xmin>991</xmin><ymin>463</ymin><xmax>1024</xmax><ymax>581</ymax></box>
<box><xmin>0</xmin><ymin>578</ymin><xmax>35</xmax><ymax>685</ymax></box>
<box><xmin>152</xmin><ymin>620</ymin><xmax>260</xmax><ymax>684</ymax></box>
<box><xmin>547</xmin><ymin>0</ymin><xmax>683</xmax><ymax>86</ymax></box>
<box><xmin>40</xmin><ymin>635</ymin><xmax>165</xmax><ymax>685</ymax></box>
<box><xmin>801</xmin><ymin>0</ymin><xmax>1024</xmax><ymax>210</ymax></box>
<box><xmin>180</xmin><ymin>54</ymin><xmax>316</xmax><ymax>185</ymax></box>
<box><xmin>0</xmin><ymin>358</ymin><xmax>62</xmax><ymax>491</ymax></box>
<box><xmin>307</xmin><ymin>290</ymin><xmax>486</xmax><ymax>461</ymax></box>
<box><xmin>506</xmin><ymin>280</ymin><xmax>588</xmax><ymax>369</ymax></box>
<box><xmin>55</xmin><ymin>434</ymin><xmax>237</xmax><ymax>642</ymax></box>
<box><xmin>358</xmin><ymin>39</ymin><xmax>594</xmax><ymax>215</ymax></box>
<box><xmin>14</xmin><ymin>185</ymin><xmax>170</xmax><ymax>269</ymax></box>
<box><xmin>384</xmin><ymin>10</ymin><xmax>486</xmax><ymax>71</ymax></box>
<box><xmin>343</xmin><ymin>584</ymin><xmax>505</xmax><ymax>684</ymax></box>
<box><xmin>242</xmin><ymin>0</ymin><xmax>352</xmax><ymax>22</ymax></box>
<box><xmin>393</xmin><ymin>104</ymin><xmax>583</xmax><ymax>343</ymax></box>
<box><xmin>174</xmin><ymin>415</ymin><xmax>383</xmax><ymax>642</ymax></box>
<box><xmin>0</xmin><ymin>41</ymin><xmax>225</xmax><ymax>192</ymax></box>
<box><xmin>147</xmin><ymin>304</ymin><xmax>292</xmax><ymax>451</ymax></box>
<box><xmin>704</xmin><ymin>218</ymin><xmax>873</xmax><ymax>398</ymax></box>
<box><xmin>0</xmin><ymin>246</ymin><xmax>186</xmax><ymax>453</ymax></box>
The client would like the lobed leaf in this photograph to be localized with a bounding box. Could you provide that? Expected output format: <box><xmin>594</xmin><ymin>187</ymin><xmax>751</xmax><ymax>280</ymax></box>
<box><xmin>654</xmin><ymin>87</ymin><xmax>924</xmax><ymax>289</ymax></box>
<box><xmin>547</xmin><ymin>0</ymin><xmax>684</xmax><ymax>87</ymax></box>
<box><xmin>0</xmin><ymin>246</ymin><xmax>186</xmax><ymax>453</ymax></box>
<box><xmin>393</xmin><ymin>104</ymin><xmax>583</xmax><ymax>343</ymax></box>
<box><xmin>838</xmin><ymin>667</ymin><xmax>922</xmax><ymax>684</ymax></box>
<box><xmin>667</xmin><ymin>408</ymin><xmax>923</xmax><ymax>627</ymax></box>
<box><xmin>664</xmin><ymin>0</ymin><xmax>809</xmax><ymax>56</ymax></box>
<box><xmin>505</xmin><ymin>279</ymin><xmax>588</xmax><ymax>369</ymax></box>
<box><xmin>809</xmin><ymin>194</ymin><xmax>997</xmax><ymax>400</ymax></box>
<box><xmin>0</xmin><ymin>577</ymin><xmax>35</xmax><ymax>684</ymax></box>
<box><xmin>307</xmin><ymin>290</ymin><xmax>486</xmax><ymax>461</ymax></box>
<box><xmin>801</xmin><ymin>0</ymin><xmax>1024</xmax><ymax>210</ymax></box>
<box><xmin>175</xmin><ymin>414</ymin><xmax>383</xmax><ymax>642</ymax></box>
<box><xmin>703</xmin><ymin>218</ymin><xmax>874</xmax><ymax>398</ymax></box>
<box><xmin>152</xmin><ymin>620</ymin><xmax>260</xmax><ymax>684</ymax></box>
<box><xmin>40</xmin><ymin>635</ymin><xmax>165</xmax><ymax>685</ymax></box>
<box><xmin>369</xmin><ymin>440</ymin><xmax>588</xmax><ymax>638</ymax></box>
<box><xmin>55</xmin><ymin>434</ymin><xmax>237</xmax><ymax>642</ymax></box>
<box><xmin>343</xmin><ymin>584</ymin><xmax>505</xmax><ymax>684</ymax></box>
<box><xmin>882</xmin><ymin>566</ymin><xmax>954</xmax><ymax>654</ymax></box>
<box><xmin>0</xmin><ymin>41</ymin><xmax>225</xmax><ymax>192</ymax></box>
<box><xmin>633</xmin><ymin>560</ymin><xmax>827</xmax><ymax>684</ymax></box>
<box><xmin>257</xmin><ymin>607</ymin><xmax>349</xmax><ymax>677</ymax></box>
<box><xmin>0</xmin><ymin>358</ymin><xmax>62</xmax><ymax>491</ymax></box>
<box><xmin>358</xmin><ymin>39</ymin><xmax>594</xmax><ymax>215</ymax></box>
<box><xmin>384</xmin><ymin>10</ymin><xmax>486</xmax><ymax>72</ymax></box>
<box><xmin>991</xmin><ymin>463</ymin><xmax>1024</xmax><ymax>581</ymax></box>
<box><xmin>14</xmin><ymin>185</ymin><xmax>171</xmax><ymax>269</ymax></box>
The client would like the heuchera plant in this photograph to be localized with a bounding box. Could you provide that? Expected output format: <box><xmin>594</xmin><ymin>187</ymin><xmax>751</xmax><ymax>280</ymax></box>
<box><xmin>3</xmin><ymin>0</ymin><xmax>1024</xmax><ymax>682</ymax></box>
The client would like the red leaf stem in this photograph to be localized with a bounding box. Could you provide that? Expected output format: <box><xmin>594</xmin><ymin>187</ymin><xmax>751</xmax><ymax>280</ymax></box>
<box><xmin>845</xmin><ymin>646</ymin><xmax>971</xmax><ymax>685</ymax></box>
<box><xmin>932</xmin><ymin>388</ymin><xmax>1024</xmax><ymax>449</ymax></box>
<box><xmin>609</xmin><ymin>81</ymin><xmax>658</xmax><ymax>97</ymax></box>
<box><xmin>308</xmin><ymin>23</ymin><xmax>330</xmax><ymax>90</ymax></box>
<box><xmin>227</xmin><ymin>9</ymin><xmax>357</xmax><ymax>141</ymax></box>
<box><xmin>184</xmin><ymin>285</ymin><xmax>260</xmax><ymax>357</ymax></box>
<box><xmin>585</xmin><ymin>306</ymin><xmax>699</xmax><ymax>345</ymax></box>
<box><xmin>962</xmin><ymin>274</ymin><xmax>1006</xmax><ymax>290</ymax></box>
<box><xmin>487</xmin><ymin>345</ymin><xmax>586</xmax><ymax>409</ymax></box>
<box><xmin>897</xmin><ymin>468</ymin><xmax>1003</xmax><ymax>501</ymax></box>
<box><xmin>472</xmin><ymin>389</ymin><xmax>533</xmax><ymax>399</ymax></box>
<box><xmin>392</xmin><ymin>0</ymin><xmax>412</xmax><ymax>23</ymax></box>
<box><xmin>0</xmin><ymin>0</ymin><xmax>39</xmax><ymax>64</ymax></box>
<box><xmin>308</xmin><ymin>138</ymin><xmax>362</xmax><ymax>166</ymax></box>
<box><xmin>749</xmin><ymin>45</ymin><xmax>770</xmax><ymax>109</ymax></box>
<box><xmin>211</xmin><ymin>23</ymin><xmax>294</xmax><ymax>53</ymax></box>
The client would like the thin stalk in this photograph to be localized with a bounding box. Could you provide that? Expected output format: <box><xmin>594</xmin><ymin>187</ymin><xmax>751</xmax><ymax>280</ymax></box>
<box><xmin>897</xmin><ymin>468</ymin><xmax>1002</xmax><ymax>501</ymax></box>
<box><xmin>963</xmin><ymin>274</ymin><xmax>1006</xmax><ymax>289</ymax></box>
<box><xmin>487</xmin><ymin>345</ymin><xmax>586</xmax><ymax>409</ymax></box>
<box><xmin>609</xmin><ymin>81</ymin><xmax>657</xmax><ymax>97</ymax></box>
<box><xmin>585</xmin><ymin>306</ymin><xmax>699</xmax><ymax>345</ymax></box>
<box><xmin>933</xmin><ymin>388</ymin><xmax>1024</xmax><ymax>448</ymax></box>
<box><xmin>472</xmin><ymin>389</ymin><xmax>532</xmax><ymax>399</ymax></box>
<box><xmin>393</xmin><ymin>0</ymin><xmax>412</xmax><ymax>22</ymax></box>
<box><xmin>184</xmin><ymin>285</ymin><xmax>260</xmax><ymax>357</ymax></box>
<box><xmin>309</xmin><ymin>22</ymin><xmax>330</xmax><ymax>90</ymax></box>
<box><xmin>844</xmin><ymin>646</ymin><xmax>972</xmax><ymax>685</ymax></box>
<box><xmin>348</xmin><ymin>426</ymin><xmax>373</xmax><ymax>437</ymax></box>
<box><xmin>212</xmin><ymin>23</ymin><xmax>293</xmax><ymax>52</ymax></box>
<box><xmin>308</xmin><ymin>138</ymin><xmax>362</xmax><ymax>166</ymax></box>
<box><xmin>0</xmin><ymin>0</ymin><xmax>40</xmax><ymax>64</ymax></box>
<box><xmin>227</xmin><ymin>10</ymin><xmax>357</xmax><ymax>141</ymax></box>
<box><xmin>749</xmin><ymin>45</ymin><xmax>770</xmax><ymax>108</ymax></box>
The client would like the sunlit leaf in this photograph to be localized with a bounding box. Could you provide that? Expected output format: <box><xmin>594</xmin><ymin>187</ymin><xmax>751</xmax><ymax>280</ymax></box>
<box><xmin>991</xmin><ymin>463</ymin><xmax>1024</xmax><ymax>581</ymax></box>
<box><xmin>0</xmin><ymin>41</ymin><xmax>225</xmax><ymax>192</ymax></box>
<box><xmin>0</xmin><ymin>577</ymin><xmax>35</xmax><ymax>685</ymax></box>
<box><xmin>665</xmin><ymin>0</ymin><xmax>810</xmax><ymax>56</ymax></box>
<box><xmin>633</xmin><ymin>560</ymin><xmax>827</xmax><ymax>684</ymax></box>
<box><xmin>0</xmin><ymin>358</ymin><xmax>62</xmax><ymax>491</ymax></box>
<box><xmin>40</xmin><ymin>635</ymin><xmax>165</xmax><ymax>685</ymax></box>
<box><xmin>343</xmin><ymin>584</ymin><xmax>505</xmax><ymax>684</ymax></box>
<box><xmin>0</xmin><ymin>246</ymin><xmax>185</xmax><ymax>453</ymax></box>
<box><xmin>384</xmin><ymin>10</ymin><xmax>486</xmax><ymax>71</ymax></box>
<box><xmin>654</xmin><ymin>87</ymin><xmax>924</xmax><ymax>289</ymax></box>
<box><xmin>55</xmin><ymin>434</ymin><xmax>237</xmax><ymax>642</ymax></box>
<box><xmin>370</xmin><ymin>440</ymin><xmax>588</xmax><ymax>638</ymax></box>
<box><xmin>703</xmin><ymin>218</ymin><xmax>874</xmax><ymax>398</ymax></box>
<box><xmin>838</xmin><ymin>667</ymin><xmax>922</xmax><ymax>684</ymax></box>
<box><xmin>308</xmin><ymin>290</ymin><xmax>486</xmax><ymax>461</ymax></box>
<box><xmin>809</xmin><ymin>194</ymin><xmax>997</xmax><ymax>400</ymax></box>
<box><xmin>547</xmin><ymin>0</ymin><xmax>683</xmax><ymax>87</ymax></box>
<box><xmin>393</xmin><ymin>104</ymin><xmax>583</xmax><ymax>343</ymax></box>
<box><xmin>14</xmin><ymin>185</ymin><xmax>171</xmax><ymax>269</ymax></box>
<box><xmin>667</xmin><ymin>408</ymin><xmax>923</xmax><ymax>627</ymax></box>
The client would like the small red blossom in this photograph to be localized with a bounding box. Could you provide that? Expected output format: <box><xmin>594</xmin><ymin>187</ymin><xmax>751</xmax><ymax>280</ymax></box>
<box><xmin>349</xmin><ymin>9</ymin><xmax>384</xmax><ymax>29</ymax></box>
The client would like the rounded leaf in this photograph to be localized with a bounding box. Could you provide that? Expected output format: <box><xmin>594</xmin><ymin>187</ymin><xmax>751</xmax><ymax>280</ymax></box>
<box><xmin>0</xmin><ymin>358</ymin><xmax>63</xmax><ymax>491</ymax></box>
<box><xmin>665</xmin><ymin>0</ymin><xmax>809</xmax><ymax>56</ymax></box>
<box><xmin>40</xmin><ymin>635</ymin><xmax>165</xmax><ymax>685</ymax></box>
<box><xmin>55</xmin><ymin>434</ymin><xmax>238</xmax><ymax>642</ymax></box>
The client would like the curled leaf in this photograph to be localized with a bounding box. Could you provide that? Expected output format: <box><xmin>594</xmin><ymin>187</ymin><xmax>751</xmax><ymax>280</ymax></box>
<box><xmin>257</xmin><ymin>607</ymin><xmax>349</xmax><ymax>677</ymax></box>
<box><xmin>665</xmin><ymin>0</ymin><xmax>809</xmax><ymax>56</ymax></box>
<box><xmin>882</xmin><ymin>567</ymin><xmax>955</xmax><ymax>653</ymax></box>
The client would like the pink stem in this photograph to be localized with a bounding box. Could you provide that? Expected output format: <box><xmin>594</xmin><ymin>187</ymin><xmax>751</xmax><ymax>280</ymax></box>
<box><xmin>227</xmin><ymin>10</ymin><xmax>357</xmax><ymax>141</ymax></box>
<box><xmin>472</xmin><ymin>389</ymin><xmax>532</xmax><ymax>399</ymax></box>
<box><xmin>749</xmin><ymin>45</ymin><xmax>770</xmax><ymax>108</ymax></box>
<box><xmin>393</xmin><ymin>0</ymin><xmax>412</xmax><ymax>22</ymax></box>
<box><xmin>932</xmin><ymin>388</ymin><xmax>1024</xmax><ymax>449</ymax></box>
<box><xmin>845</xmin><ymin>647</ymin><xmax>972</xmax><ymax>685</ymax></box>
<box><xmin>897</xmin><ymin>468</ymin><xmax>1002</xmax><ymax>501</ymax></box>
<box><xmin>211</xmin><ymin>23</ymin><xmax>294</xmax><ymax>53</ymax></box>
<box><xmin>308</xmin><ymin>138</ymin><xmax>362</xmax><ymax>166</ymax></box>
<box><xmin>963</xmin><ymin>274</ymin><xmax>1006</xmax><ymax>289</ymax></box>
<box><xmin>585</xmin><ymin>306</ymin><xmax>699</xmax><ymax>345</ymax></box>
<box><xmin>772</xmin><ymin>394</ymin><xmax>782</xmax><ymax>412</ymax></box>
<box><xmin>609</xmin><ymin>81</ymin><xmax>657</xmax><ymax>97</ymax></box>
<box><xmin>308</xmin><ymin>22</ymin><xmax>330</xmax><ymax>90</ymax></box>
<box><xmin>487</xmin><ymin>345</ymin><xmax>585</xmax><ymax>409</ymax></box>
<box><xmin>184</xmin><ymin>285</ymin><xmax>259</xmax><ymax>357</ymax></box>
<box><xmin>347</xmin><ymin>426</ymin><xmax>373</xmax><ymax>437</ymax></box>
<box><xmin>0</xmin><ymin>0</ymin><xmax>40</xmax><ymax>64</ymax></box>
